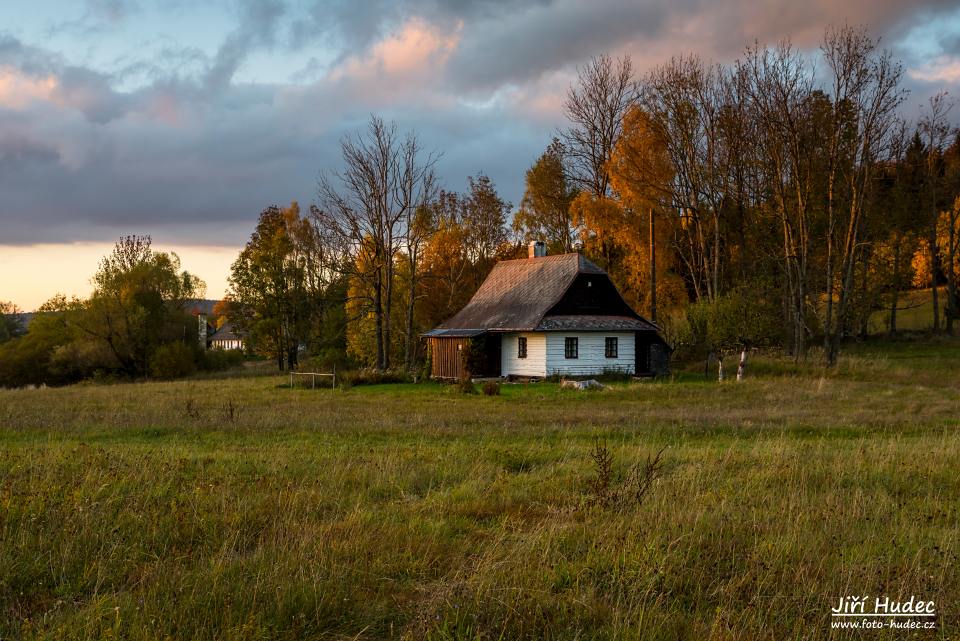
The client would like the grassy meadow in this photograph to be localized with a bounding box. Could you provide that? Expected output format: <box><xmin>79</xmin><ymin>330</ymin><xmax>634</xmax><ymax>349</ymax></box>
<box><xmin>1</xmin><ymin>338</ymin><xmax>959</xmax><ymax>639</ymax></box>
<box><xmin>867</xmin><ymin>287</ymin><xmax>943</xmax><ymax>334</ymax></box>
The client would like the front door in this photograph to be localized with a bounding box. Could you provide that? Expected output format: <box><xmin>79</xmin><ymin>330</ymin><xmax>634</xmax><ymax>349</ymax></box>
<box><xmin>635</xmin><ymin>333</ymin><xmax>650</xmax><ymax>375</ymax></box>
<box><xmin>485</xmin><ymin>334</ymin><xmax>502</xmax><ymax>377</ymax></box>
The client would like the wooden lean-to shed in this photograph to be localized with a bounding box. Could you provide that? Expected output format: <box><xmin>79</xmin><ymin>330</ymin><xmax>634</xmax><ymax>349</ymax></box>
<box><xmin>424</xmin><ymin>242</ymin><xmax>670</xmax><ymax>380</ymax></box>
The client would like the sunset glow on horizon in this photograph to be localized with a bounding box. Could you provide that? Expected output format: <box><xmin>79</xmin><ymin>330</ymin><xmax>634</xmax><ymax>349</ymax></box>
<box><xmin>0</xmin><ymin>242</ymin><xmax>235</xmax><ymax>311</ymax></box>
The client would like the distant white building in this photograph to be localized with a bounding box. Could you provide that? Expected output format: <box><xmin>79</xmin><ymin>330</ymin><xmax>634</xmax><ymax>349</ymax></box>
<box><xmin>424</xmin><ymin>242</ymin><xmax>670</xmax><ymax>379</ymax></box>
<box><xmin>185</xmin><ymin>299</ymin><xmax>218</xmax><ymax>349</ymax></box>
<box><xmin>210</xmin><ymin>323</ymin><xmax>244</xmax><ymax>351</ymax></box>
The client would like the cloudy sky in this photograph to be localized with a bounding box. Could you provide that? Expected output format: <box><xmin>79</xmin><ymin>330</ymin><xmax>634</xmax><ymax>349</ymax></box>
<box><xmin>2</xmin><ymin>0</ymin><xmax>960</xmax><ymax>309</ymax></box>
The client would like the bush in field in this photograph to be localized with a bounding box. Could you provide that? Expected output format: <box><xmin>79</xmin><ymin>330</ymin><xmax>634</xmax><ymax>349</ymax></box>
<box><xmin>297</xmin><ymin>348</ymin><xmax>350</xmax><ymax>374</ymax></box>
<box><xmin>457</xmin><ymin>373</ymin><xmax>477</xmax><ymax>394</ymax></box>
<box><xmin>586</xmin><ymin>440</ymin><xmax>665</xmax><ymax>511</ymax></box>
<box><xmin>149</xmin><ymin>342</ymin><xmax>196</xmax><ymax>379</ymax></box>
<box><xmin>482</xmin><ymin>380</ymin><xmax>500</xmax><ymax>396</ymax></box>
<box><xmin>201</xmin><ymin>349</ymin><xmax>245</xmax><ymax>372</ymax></box>
<box><xmin>339</xmin><ymin>368</ymin><xmax>412</xmax><ymax>388</ymax></box>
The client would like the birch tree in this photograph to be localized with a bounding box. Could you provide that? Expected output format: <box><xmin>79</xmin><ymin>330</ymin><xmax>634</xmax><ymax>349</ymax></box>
<box><xmin>316</xmin><ymin>116</ymin><xmax>437</xmax><ymax>370</ymax></box>
<box><xmin>820</xmin><ymin>25</ymin><xmax>906</xmax><ymax>364</ymax></box>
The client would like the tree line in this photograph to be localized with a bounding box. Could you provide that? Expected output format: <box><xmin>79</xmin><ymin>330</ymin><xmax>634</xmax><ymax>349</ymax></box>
<box><xmin>221</xmin><ymin>159</ymin><xmax>514</xmax><ymax>373</ymax></box>
<box><xmin>3</xmin><ymin>24</ymin><xmax>959</xmax><ymax>386</ymax></box>
<box><xmin>0</xmin><ymin>237</ymin><xmax>246</xmax><ymax>387</ymax></box>
<box><xmin>225</xmin><ymin>24</ymin><xmax>960</xmax><ymax>372</ymax></box>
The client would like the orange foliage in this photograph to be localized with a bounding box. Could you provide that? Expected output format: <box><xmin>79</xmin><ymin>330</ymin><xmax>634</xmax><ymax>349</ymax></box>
<box><xmin>570</xmin><ymin>105</ymin><xmax>688</xmax><ymax>317</ymax></box>
<box><xmin>912</xmin><ymin>199</ymin><xmax>960</xmax><ymax>287</ymax></box>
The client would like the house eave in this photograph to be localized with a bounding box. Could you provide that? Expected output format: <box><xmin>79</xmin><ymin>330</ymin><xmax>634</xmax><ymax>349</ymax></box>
<box><xmin>421</xmin><ymin>328</ymin><xmax>488</xmax><ymax>338</ymax></box>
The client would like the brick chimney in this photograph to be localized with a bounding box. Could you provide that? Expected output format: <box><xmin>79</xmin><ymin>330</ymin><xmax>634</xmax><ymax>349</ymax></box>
<box><xmin>528</xmin><ymin>240</ymin><xmax>546</xmax><ymax>259</ymax></box>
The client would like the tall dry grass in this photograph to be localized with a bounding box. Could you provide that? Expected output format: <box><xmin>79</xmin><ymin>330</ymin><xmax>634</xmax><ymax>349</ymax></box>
<box><xmin>1</xmin><ymin>339</ymin><xmax>958</xmax><ymax>639</ymax></box>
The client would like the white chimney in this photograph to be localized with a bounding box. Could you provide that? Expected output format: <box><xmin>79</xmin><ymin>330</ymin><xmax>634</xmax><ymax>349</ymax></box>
<box><xmin>528</xmin><ymin>240</ymin><xmax>547</xmax><ymax>259</ymax></box>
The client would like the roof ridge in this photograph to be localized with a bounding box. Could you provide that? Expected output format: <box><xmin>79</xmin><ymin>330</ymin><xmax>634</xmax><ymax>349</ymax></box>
<box><xmin>495</xmin><ymin>253</ymin><xmax>581</xmax><ymax>264</ymax></box>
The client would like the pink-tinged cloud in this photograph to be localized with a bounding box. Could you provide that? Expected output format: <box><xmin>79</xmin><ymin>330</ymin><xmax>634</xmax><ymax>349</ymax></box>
<box><xmin>909</xmin><ymin>56</ymin><xmax>960</xmax><ymax>83</ymax></box>
<box><xmin>0</xmin><ymin>66</ymin><xmax>58</xmax><ymax>109</ymax></box>
<box><xmin>331</xmin><ymin>17</ymin><xmax>462</xmax><ymax>83</ymax></box>
<box><xmin>2</xmin><ymin>0</ymin><xmax>960</xmax><ymax>255</ymax></box>
<box><xmin>143</xmin><ymin>90</ymin><xmax>184</xmax><ymax>126</ymax></box>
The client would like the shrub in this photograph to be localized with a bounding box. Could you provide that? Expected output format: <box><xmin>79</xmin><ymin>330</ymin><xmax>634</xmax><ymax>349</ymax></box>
<box><xmin>585</xmin><ymin>440</ymin><xmax>666</xmax><ymax>511</ymax></box>
<box><xmin>298</xmin><ymin>349</ymin><xmax>349</xmax><ymax>373</ymax></box>
<box><xmin>482</xmin><ymin>380</ymin><xmax>501</xmax><ymax>396</ymax></box>
<box><xmin>201</xmin><ymin>349</ymin><xmax>245</xmax><ymax>372</ymax></box>
<box><xmin>456</xmin><ymin>373</ymin><xmax>477</xmax><ymax>394</ymax></box>
<box><xmin>149</xmin><ymin>342</ymin><xmax>196</xmax><ymax>379</ymax></box>
<box><xmin>339</xmin><ymin>368</ymin><xmax>412</xmax><ymax>388</ymax></box>
<box><xmin>420</xmin><ymin>348</ymin><xmax>432</xmax><ymax>382</ymax></box>
<box><xmin>672</xmin><ymin>283</ymin><xmax>783</xmax><ymax>363</ymax></box>
<box><xmin>458</xmin><ymin>338</ymin><xmax>485</xmax><ymax>378</ymax></box>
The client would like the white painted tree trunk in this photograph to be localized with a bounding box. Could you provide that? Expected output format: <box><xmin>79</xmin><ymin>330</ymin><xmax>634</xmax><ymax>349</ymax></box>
<box><xmin>737</xmin><ymin>349</ymin><xmax>748</xmax><ymax>381</ymax></box>
<box><xmin>717</xmin><ymin>356</ymin><xmax>724</xmax><ymax>382</ymax></box>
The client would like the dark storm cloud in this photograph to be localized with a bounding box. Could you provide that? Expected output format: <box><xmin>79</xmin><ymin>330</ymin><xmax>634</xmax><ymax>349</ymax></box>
<box><xmin>0</xmin><ymin>136</ymin><xmax>60</xmax><ymax>172</ymax></box>
<box><xmin>1</xmin><ymin>0</ymin><xmax>959</xmax><ymax>247</ymax></box>
<box><xmin>443</xmin><ymin>0</ymin><xmax>671</xmax><ymax>90</ymax></box>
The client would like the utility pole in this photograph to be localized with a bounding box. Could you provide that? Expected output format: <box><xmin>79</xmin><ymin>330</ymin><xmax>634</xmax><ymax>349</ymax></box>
<box><xmin>649</xmin><ymin>207</ymin><xmax>657</xmax><ymax>324</ymax></box>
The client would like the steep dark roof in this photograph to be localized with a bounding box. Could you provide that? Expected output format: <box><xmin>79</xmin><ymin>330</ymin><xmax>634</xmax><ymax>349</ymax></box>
<box><xmin>428</xmin><ymin>253</ymin><xmax>659</xmax><ymax>334</ymax></box>
<box><xmin>210</xmin><ymin>323</ymin><xmax>243</xmax><ymax>342</ymax></box>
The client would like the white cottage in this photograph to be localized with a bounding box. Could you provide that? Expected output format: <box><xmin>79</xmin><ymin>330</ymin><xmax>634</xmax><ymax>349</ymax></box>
<box><xmin>210</xmin><ymin>323</ymin><xmax>245</xmax><ymax>351</ymax></box>
<box><xmin>425</xmin><ymin>242</ymin><xmax>669</xmax><ymax>379</ymax></box>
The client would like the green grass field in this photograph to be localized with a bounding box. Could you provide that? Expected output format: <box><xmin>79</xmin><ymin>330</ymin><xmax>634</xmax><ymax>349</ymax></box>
<box><xmin>868</xmin><ymin>288</ymin><xmax>942</xmax><ymax>334</ymax></box>
<box><xmin>2</xmin><ymin>338</ymin><xmax>959</xmax><ymax>639</ymax></box>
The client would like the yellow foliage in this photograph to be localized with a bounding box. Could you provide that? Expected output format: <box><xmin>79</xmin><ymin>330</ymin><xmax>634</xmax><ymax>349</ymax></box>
<box><xmin>608</xmin><ymin>105</ymin><xmax>673</xmax><ymax>208</ymax></box>
<box><xmin>569</xmin><ymin>192</ymin><xmax>686</xmax><ymax>316</ymax></box>
<box><xmin>911</xmin><ymin>200</ymin><xmax>960</xmax><ymax>287</ymax></box>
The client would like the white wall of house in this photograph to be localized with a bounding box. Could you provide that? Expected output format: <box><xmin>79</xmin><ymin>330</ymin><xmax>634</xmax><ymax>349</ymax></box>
<box><xmin>545</xmin><ymin>332</ymin><xmax>635</xmax><ymax>376</ymax></box>
<box><xmin>500</xmin><ymin>332</ymin><xmax>547</xmax><ymax>377</ymax></box>
<box><xmin>500</xmin><ymin>332</ymin><xmax>635</xmax><ymax>377</ymax></box>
